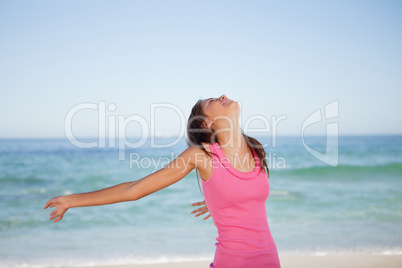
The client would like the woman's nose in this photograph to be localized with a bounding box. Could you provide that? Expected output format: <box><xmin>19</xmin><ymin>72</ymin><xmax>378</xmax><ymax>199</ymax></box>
<box><xmin>219</xmin><ymin>94</ymin><xmax>227</xmax><ymax>101</ymax></box>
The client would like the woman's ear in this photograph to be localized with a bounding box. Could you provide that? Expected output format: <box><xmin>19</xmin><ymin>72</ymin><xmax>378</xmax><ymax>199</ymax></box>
<box><xmin>202</xmin><ymin>120</ymin><xmax>213</xmax><ymax>129</ymax></box>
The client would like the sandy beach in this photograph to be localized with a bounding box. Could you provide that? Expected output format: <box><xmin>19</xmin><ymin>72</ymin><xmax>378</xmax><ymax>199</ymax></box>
<box><xmin>65</xmin><ymin>254</ymin><xmax>402</xmax><ymax>268</ymax></box>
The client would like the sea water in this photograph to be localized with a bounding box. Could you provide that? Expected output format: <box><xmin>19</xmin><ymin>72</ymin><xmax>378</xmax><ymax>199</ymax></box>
<box><xmin>0</xmin><ymin>135</ymin><xmax>401</xmax><ymax>267</ymax></box>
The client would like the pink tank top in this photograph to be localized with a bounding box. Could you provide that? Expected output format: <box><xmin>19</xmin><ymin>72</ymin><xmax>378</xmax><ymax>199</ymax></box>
<box><xmin>201</xmin><ymin>142</ymin><xmax>281</xmax><ymax>268</ymax></box>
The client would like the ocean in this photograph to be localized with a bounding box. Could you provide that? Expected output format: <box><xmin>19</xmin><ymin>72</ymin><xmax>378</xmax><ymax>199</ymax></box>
<box><xmin>0</xmin><ymin>135</ymin><xmax>401</xmax><ymax>267</ymax></box>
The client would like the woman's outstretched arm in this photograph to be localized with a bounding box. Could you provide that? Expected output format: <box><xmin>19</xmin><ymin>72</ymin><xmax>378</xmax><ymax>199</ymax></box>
<box><xmin>44</xmin><ymin>147</ymin><xmax>198</xmax><ymax>222</ymax></box>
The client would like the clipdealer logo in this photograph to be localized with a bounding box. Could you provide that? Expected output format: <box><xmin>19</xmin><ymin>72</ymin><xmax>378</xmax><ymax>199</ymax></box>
<box><xmin>301</xmin><ymin>100</ymin><xmax>339</xmax><ymax>167</ymax></box>
<box><xmin>63</xmin><ymin>99</ymin><xmax>339</xmax><ymax>169</ymax></box>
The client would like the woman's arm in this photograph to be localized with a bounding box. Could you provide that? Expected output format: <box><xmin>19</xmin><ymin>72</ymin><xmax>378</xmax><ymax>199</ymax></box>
<box><xmin>44</xmin><ymin>146</ymin><xmax>198</xmax><ymax>222</ymax></box>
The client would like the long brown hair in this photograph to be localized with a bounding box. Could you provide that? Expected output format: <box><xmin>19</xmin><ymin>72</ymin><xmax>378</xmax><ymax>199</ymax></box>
<box><xmin>187</xmin><ymin>99</ymin><xmax>270</xmax><ymax>193</ymax></box>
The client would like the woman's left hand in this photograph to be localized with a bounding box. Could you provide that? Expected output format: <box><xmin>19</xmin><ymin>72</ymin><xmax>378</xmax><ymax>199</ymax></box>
<box><xmin>190</xmin><ymin>200</ymin><xmax>211</xmax><ymax>220</ymax></box>
<box><xmin>44</xmin><ymin>196</ymin><xmax>69</xmax><ymax>223</ymax></box>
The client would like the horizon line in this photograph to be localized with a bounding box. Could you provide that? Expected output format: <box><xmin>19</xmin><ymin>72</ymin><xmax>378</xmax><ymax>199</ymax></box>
<box><xmin>0</xmin><ymin>133</ymin><xmax>401</xmax><ymax>140</ymax></box>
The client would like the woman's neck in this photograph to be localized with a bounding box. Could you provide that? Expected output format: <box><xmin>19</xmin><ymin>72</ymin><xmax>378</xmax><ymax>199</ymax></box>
<box><xmin>215</xmin><ymin>123</ymin><xmax>248</xmax><ymax>154</ymax></box>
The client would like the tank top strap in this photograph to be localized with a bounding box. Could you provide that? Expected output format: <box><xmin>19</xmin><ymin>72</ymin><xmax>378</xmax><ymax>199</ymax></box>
<box><xmin>208</xmin><ymin>142</ymin><xmax>221</xmax><ymax>159</ymax></box>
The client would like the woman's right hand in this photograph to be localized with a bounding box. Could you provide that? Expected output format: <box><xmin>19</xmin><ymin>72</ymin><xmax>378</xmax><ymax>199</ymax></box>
<box><xmin>190</xmin><ymin>200</ymin><xmax>210</xmax><ymax>220</ymax></box>
<box><xmin>44</xmin><ymin>196</ymin><xmax>69</xmax><ymax>223</ymax></box>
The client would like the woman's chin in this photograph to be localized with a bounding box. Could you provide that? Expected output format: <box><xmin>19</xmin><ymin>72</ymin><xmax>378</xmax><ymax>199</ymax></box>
<box><xmin>231</xmin><ymin>101</ymin><xmax>240</xmax><ymax>114</ymax></box>
<box><xmin>226</xmin><ymin>100</ymin><xmax>237</xmax><ymax>106</ymax></box>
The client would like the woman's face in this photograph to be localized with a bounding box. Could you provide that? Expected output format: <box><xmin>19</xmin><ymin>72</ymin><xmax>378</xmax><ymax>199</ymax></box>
<box><xmin>201</xmin><ymin>94</ymin><xmax>238</xmax><ymax>127</ymax></box>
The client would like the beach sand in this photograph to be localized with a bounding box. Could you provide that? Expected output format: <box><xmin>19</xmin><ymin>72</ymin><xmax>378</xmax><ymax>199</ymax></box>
<box><xmin>66</xmin><ymin>254</ymin><xmax>402</xmax><ymax>268</ymax></box>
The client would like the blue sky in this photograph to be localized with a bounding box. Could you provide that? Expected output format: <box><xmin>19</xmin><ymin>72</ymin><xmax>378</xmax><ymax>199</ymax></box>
<box><xmin>1</xmin><ymin>0</ymin><xmax>401</xmax><ymax>138</ymax></box>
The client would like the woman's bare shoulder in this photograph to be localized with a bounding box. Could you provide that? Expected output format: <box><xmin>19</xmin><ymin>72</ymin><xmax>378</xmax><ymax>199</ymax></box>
<box><xmin>181</xmin><ymin>143</ymin><xmax>211</xmax><ymax>169</ymax></box>
<box><xmin>200</xmin><ymin>142</ymin><xmax>211</xmax><ymax>153</ymax></box>
<box><xmin>184</xmin><ymin>143</ymin><xmax>211</xmax><ymax>158</ymax></box>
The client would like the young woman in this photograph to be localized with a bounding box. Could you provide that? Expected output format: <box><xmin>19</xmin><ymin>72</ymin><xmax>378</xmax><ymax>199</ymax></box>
<box><xmin>44</xmin><ymin>94</ymin><xmax>281</xmax><ymax>268</ymax></box>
